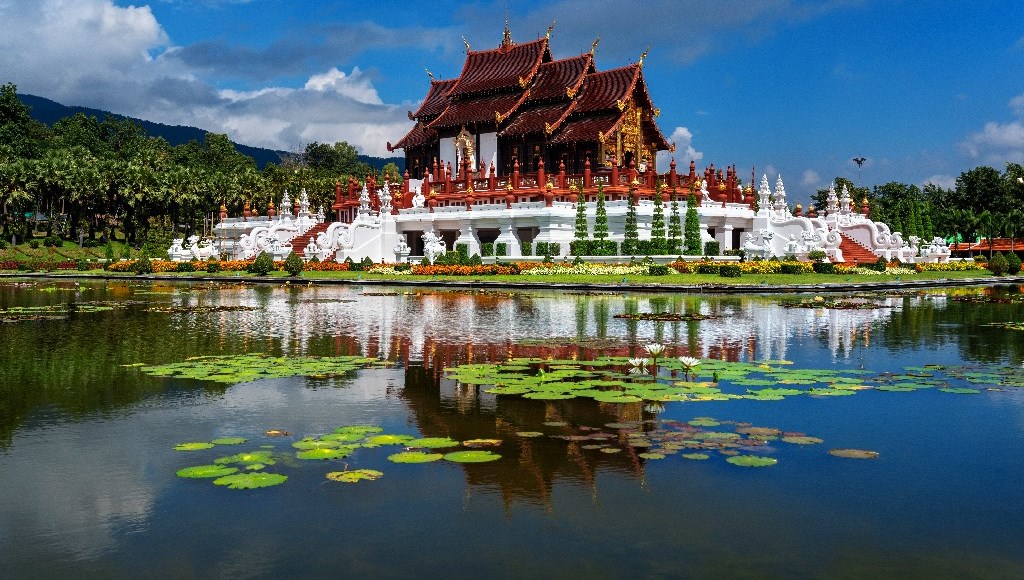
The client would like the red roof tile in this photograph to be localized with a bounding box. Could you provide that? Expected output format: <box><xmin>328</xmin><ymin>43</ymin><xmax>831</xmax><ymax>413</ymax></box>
<box><xmin>411</xmin><ymin>79</ymin><xmax>457</xmax><ymax>120</ymax></box>
<box><xmin>428</xmin><ymin>92</ymin><xmax>528</xmax><ymax>129</ymax></box>
<box><xmin>446</xmin><ymin>39</ymin><xmax>549</xmax><ymax>98</ymax></box>
<box><xmin>550</xmin><ymin>112</ymin><xmax>622</xmax><ymax>144</ymax></box>
<box><xmin>391</xmin><ymin>123</ymin><xmax>437</xmax><ymax>150</ymax></box>
<box><xmin>498</xmin><ymin>103</ymin><xmax>571</xmax><ymax>137</ymax></box>
<box><xmin>965</xmin><ymin>238</ymin><xmax>1024</xmax><ymax>252</ymax></box>
<box><xmin>526</xmin><ymin>54</ymin><xmax>591</xmax><ymax>103</ymax></box>
<box><xmin>572</xmin><ymin>65</ymin><xmax>639</xmax><ymax>113</ymax></box>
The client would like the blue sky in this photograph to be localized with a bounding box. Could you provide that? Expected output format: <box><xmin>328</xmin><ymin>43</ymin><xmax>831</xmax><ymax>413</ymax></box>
<box><xmin>1</xmin><ymin>0</ymin><xmax>1022</xmax><ymax>205</ymax></box>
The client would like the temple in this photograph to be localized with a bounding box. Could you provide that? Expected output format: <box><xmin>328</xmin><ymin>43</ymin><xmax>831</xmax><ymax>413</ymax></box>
<box><xmin>389</xmin><ymin>29</ymin><xmax>669</xmax><ymax>185</ymax></box>
<box><xmin>204</xmin><ymin>26</ymin><xmax>947</xmax><ymax>266</ymax></box>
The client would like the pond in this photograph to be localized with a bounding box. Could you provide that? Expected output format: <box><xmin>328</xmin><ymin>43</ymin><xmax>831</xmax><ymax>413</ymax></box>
<box><xmin>1</xmin><ymin>279</ymin><xmax>1023</xmax><ymax>578</ymax></box>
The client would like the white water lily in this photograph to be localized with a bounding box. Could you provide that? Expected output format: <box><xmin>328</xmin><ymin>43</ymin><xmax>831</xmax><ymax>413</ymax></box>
<box><xmin>678</xmin><ymin>356</ymin><xmax>701</xmax><ymax>370</ymax></box>
<box><xmin>628</xmin><ymin>357</ymin><xmax>650</xmax><ymax>368</ymax></box>
<box><xmin>644</xmin><ymin>343</ymin><xmax>666</xmax><ymax>358</ymax></box>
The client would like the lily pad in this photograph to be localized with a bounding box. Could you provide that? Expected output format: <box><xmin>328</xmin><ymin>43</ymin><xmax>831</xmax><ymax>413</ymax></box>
<box><xmin>829</xmin><ymin>448</ymin><xmax>879</xmax><ymax>459</ymax></box>
<box><xmin>443</xmin><ymin>450</ymin><xmax>502</xmax><ymax>463</ymax></box>
<box><xmin>326</xmin><ymin>469</ymin><xmax>383</xmax><ymax>483</ymax></box>
<box><xmin>406</xmin><ymin>437</ymin><xmax>460</xmax><ymax>449</ymax></box>
<box><xmin>726</xmin><ymin>455</ymin><xmax>778</xmax><ymax>467</ymax></box>
<box><xmin>174</xmin><ymin>442</ymin><xmax>215</xmax><ymax>451</ymax></box>
<box><xmin>681</xmin><ymin>453</ymin><xmax>710</xmax><ymax>460</ymax></box>
<box><xmin>515</xmin><ymin>431</ymin><xmax>544</xmax><ymax>438</ymax></box>
<box><xmin>212</xmin><ymin>472</ymin><xmax>288</xmax><ymax>489</ymax></box>
<box><xmin>463</xmin><ymin>439</ymin><xmax>502</xmax><ymax>448</ymax></box>
<box><xmin>938</xmin><ymin>387</ymin><xmax>981</xmax><ymax>394</ymax></box>
<box><xmin>364</xmin><ymin>434</ymin><xmax>415</xmax><ymax>446</ymax></box>
<box><xmin>638</xmin><ymin>452</ymin><xmax>665</xmax><ymax>460</ymax></box>
<box><xmin>296</xmin><ymin>448</ymin><xmax>352</xmax><ymax>460</ymax></box>
<box><xmin>211</xmin><ymin>437</ymin><xmax>246</xmax><ymax>445</ymax></box>
<box><xmin>687</xmin><ymin>417</ymin><xmax>720</xmax><ymax>427</ymax></box>
<box><xmin>388</xmin><ymin>451</ymin><xmax>444</xmax><ymax>463</ymax></box>
<box><xmin>214</xmin><ymin>451</ymin><xmax>276</xmax><ymax>466</ymax></box>
<box><xmin>176</xmin><ymin>465</ymin><xmax>239</xmax><ymax>478</ymax></box>
<box><xmin>781</xmin><ymin>436</ymin><xmax>824</xmax><ymax>445</ymax></box>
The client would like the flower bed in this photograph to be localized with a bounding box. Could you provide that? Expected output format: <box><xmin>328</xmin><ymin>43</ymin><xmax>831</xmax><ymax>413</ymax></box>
<box><xmin>410</xmin><ymin>264</ymin><xmax>518</xmax><ymax>276</ymax></box>
<box><xmin>915</xmin><ymin>261</ymin><xmax>988</xmax><ymax>273</ymax></box>
<box><xmin>518</xmin><ymin>262</ymin><xmax>650</xmax><ymax>276</ymax></box>
<box><xmin>303</xmin><ymin>260</ymin><xmax>350</xmax><ymax>272</ymax></box>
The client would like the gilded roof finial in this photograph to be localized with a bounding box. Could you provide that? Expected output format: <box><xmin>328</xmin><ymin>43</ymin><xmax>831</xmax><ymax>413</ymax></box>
<box><xmin>425</xmin><ymin>68</ymin><xmax>434</xmax><ymax>81</ymax></box>
<box><xmin>546</xmin><ymin>20</ymin><xmax>556</xmax><ymax>40</ymax></box>
<box><xmin>590</xmin><ymin>36</ymin><xmax>600</xmax><ymax>56</ymax></box>
<box><xmin>501</xmin><ymin>10</ymin><xmax>513</xmax><ymax>47</ymax></box>
<box><xmin>638</xmin><ymin>46</ymin><xmax>650</xmax><ymax>67</ymax></box>
<box><xmin>462</xmin><ymin>35</ymin><xmax>471</xmax><ymax>52</ymax></box>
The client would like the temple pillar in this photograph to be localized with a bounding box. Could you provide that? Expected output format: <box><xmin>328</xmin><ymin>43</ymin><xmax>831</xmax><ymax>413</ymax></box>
<box><xmin>583</xmin><ymin>157</ymin><xmax>592</xmax><ymax>190</ymax></box>
<box><xmin>488</xmin><ymin>161</ymin><xmax>497</xmax><ymax>191</ymax></box>
<box><xmin>537</xmin><ymin>158</ymin><xmax>546</xmax><ymax>193</ymax></box>
<box><xmin>610</xmin><ymin>159</ymin><xmax>619</xmax><ymax>192</ymax></box>
<box><xmin>454</xmin><ymin>223</ymin><xmax>480</xmax><ymax>256</ymax></box>
<box><xmin>512</xmin><ymin>158</ymin><xmax>520</xmax><ymax>190</ymax></box>
<box><xmin>719</xmin><ymin>224</ymin><xmax>735</xmax><ymax>252</ymax></box>
<box><xmin>558</xmin><ymin>159</ymin><xmax>566</xmax><ymax>190</ymax></box>
<box><xmin>669</xmin><ymin>158</ymin><xmax>678</xmax><ymax>188</ymax></box>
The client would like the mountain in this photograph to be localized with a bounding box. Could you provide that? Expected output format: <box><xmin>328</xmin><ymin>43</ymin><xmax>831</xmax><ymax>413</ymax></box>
<box><xmin>17</xmin><ymin>93</ymin><xmax>404</xmax><ymax>172</ymax></box>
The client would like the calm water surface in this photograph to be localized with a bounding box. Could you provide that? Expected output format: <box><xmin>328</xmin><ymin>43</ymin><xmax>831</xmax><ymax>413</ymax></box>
<box><xmin>1</xmin><ymin>279</ymin><xmax>1023</xmax><ymax>579</ymax></box>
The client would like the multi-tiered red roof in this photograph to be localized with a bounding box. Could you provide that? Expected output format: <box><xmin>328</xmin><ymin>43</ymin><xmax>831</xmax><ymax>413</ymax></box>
<box><xmin>390</xmin><ymin>27</ymin><xmax>669</xmax><ymax>178</ymax></box>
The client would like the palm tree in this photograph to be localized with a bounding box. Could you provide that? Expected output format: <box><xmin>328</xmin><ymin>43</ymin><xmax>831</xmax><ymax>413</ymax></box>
<box><xmin>1002</xmin><ymin>209</ymin><xmax>1023</xmax><ymax>252</ymax></box>
<box><xmin>976</xmin><ymin>210</ymin><xmax>999</xmax><ymax>259</ymax></box>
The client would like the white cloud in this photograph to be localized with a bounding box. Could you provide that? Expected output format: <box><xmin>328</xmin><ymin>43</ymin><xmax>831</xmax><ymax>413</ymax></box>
<box><xmin>1010</xmin><ymin>94</ymin><xmax>1024</xmax><ymax>117</ymax></box>
<box><xmin>961</xmin><ymin>93</ymin><xmax>1024</xmax><ymax>165</ymax></box>
<box><xmin>668</xmin><ymin>126</ymin><xmax>703</xmax><ymax>162</ymax></box>
<box><xmin>656</xmin><ymin>126</ymin><xmax>703</xmax><ymax>171</ymax></box>
<box><xmin>800</xmin><ymin>169</ymin><xmax>820</xmax><ymax>188</ymax></box>
<box><xmin>923</xmin><ymin>174</ymin><xmax>956</xmax><ymax>189</ymax></box>
<box><xmin>0</xmin><ymin>0</ymin><xmax>410</xmax><ymax>156</ymax></box>
<box><xmin>304</xmin><ymin>67</ymin><xmax>382</xmax><ymax>105</ymax></box>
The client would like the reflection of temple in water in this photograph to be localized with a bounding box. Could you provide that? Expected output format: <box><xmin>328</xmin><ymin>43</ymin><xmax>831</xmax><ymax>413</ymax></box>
<box><xmin>177</xmin><ymin>286</ymin><xmax>942</xmax><ymax>510</ymax></box>
<box><xmin>197</xmin><ymin>286</ymin><xmax>920</xmax><ymax>366</ymax></box>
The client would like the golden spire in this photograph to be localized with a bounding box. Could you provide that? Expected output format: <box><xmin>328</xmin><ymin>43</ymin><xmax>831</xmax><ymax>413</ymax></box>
<box><xmin>462</xmin><ymin>35</ymin><xmax>471</xmax><ymax>52</ymax></box>
<box><xmin>501</xmin><ymin>10</ymin><xmax>513</xmax><ymax>47</ymax></box>
<box><xmin>638</xmin><ymin>46</ymin><xmax>650</xmax><ymax>67</ymax></box>
<box><xmin>590</xmin><ymin>36</ymin><xmax>600</xmax><ymax>56</ymax></box>
<box><xmin>546</xmin><ymin>20</ymin><xmax>556</xmax><ymax>40</ymax></box>
<box><xmin>425</xmin><ymin>68</ymin><xmax>434</xmax><ymax>81</ymax></box>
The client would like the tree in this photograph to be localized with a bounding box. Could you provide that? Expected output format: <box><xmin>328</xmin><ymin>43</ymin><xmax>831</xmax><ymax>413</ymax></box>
<box><xmin>667</xmin><ymin>191</ymin><xmax>682</xmax><ymax>255</ymax></box>
<box><xmin>622</xmin><ymin>188</ymin><xmax>639</xmax><ymax>255</ymax></box>
<box><xmin>1002</xmin><ymin>209</ymin><xmax>1023</xmax><ymax>252</ymax></box>
<box><xmin>573</xmin><ymin>190</ymin><xmax>589</xmax><ymax>254</ymax></box>
<box><xmin>650</xmin><ymin>190</ymin><xmax>666</xmax><ymax>254</ymax></box>
<box><xmin>954</xmin><ymin>166</ymin><xmax>1004</xmax><ymax>215</ymax></box>
<box><xmin>976</xmin><ymin>210</ymin><xmax>999</xmax><ymax>258</ymax></box>
<box><xmin>946</xmin><ymin>208</ymin><xmax>977</xmax><ymax>254</ymax></box>
<box><xmin>593</xmin><ymin>184</ymin><xmax>608</xmax><ymax>248</ymax></box>
<box><xmin>0</xmin><ymin>83</ymin><xmax>49</xmax><ymax>159</ymax></box>
<box><xmin>684</xmin><ymin>194</ymin><xmax>701</xmax><ymax>255</ymax></box>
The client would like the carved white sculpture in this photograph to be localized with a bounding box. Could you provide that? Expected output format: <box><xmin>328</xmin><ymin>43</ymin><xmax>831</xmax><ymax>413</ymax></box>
<box><xmin>421</xmin><ymin>231</ymin><xmax>445</xmax><ymax>264</ymax></box>
<box><xmin>377</xmin><ymin>180</ymin><xmax>392</xmax><ymax>214</ymax></box>
<box><xmin>411</xmin><ymin>185</ymin><xmax>425</xmax><ymax>209</ymax></box>
<box><xmin>358</xmin><ymin>183</ymin><xmax>371</xmax><ymax>213</ymax></box>
<box><xmin>773</xmin><ymin>175</ymin><xmax>787</xmax><ymax>213</ymax></box>
<box><xmin>826</xmin><ymin>182</ymin><xmax>839</xmax><ymax>216</ymax></box>
<box><xmin>757</xmin><ymin>174</ymin><xmax>772</xmax><ymax>213</ymax></box>
<box><xmin>700</xmin><ymin>179</ymin><xmax>711</xmax><ymax>202</ymax></box>
<box><xmin>839</xmin><ymin>184</ymin><xmax>852</xmax><ymax>214</ymax></box>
